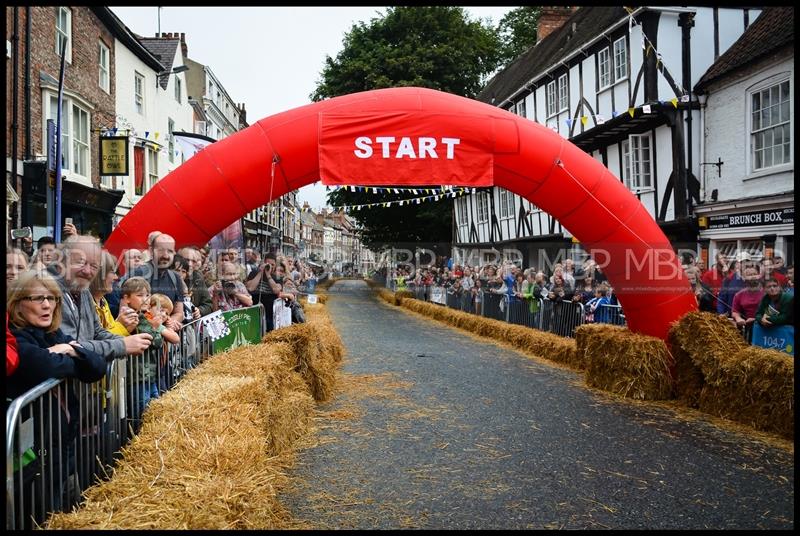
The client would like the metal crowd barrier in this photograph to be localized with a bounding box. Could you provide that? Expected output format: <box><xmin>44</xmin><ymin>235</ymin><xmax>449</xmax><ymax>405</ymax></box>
<box><xmin>480</xmin><ymin>291</ymin><xmax>507</xmax><ymax>322</ymax></box>
<box><xmin>6</xmin><ymin>304</ymin><xmax>267</xmax><ymax>530</ymax></box>
<box><xmin>507</xmin><ymin>297</ymin><xmax>542</xmax><ymax>329</ymax></box>
<box><xmin>539</xmin><ymin>299</ymin><xmax>586</xmax><ymax>337</ymax></box>
<box><xmin>380</xmin><ymin>276</ymin><xmax>621</xmax><ymax>338</ymax></box>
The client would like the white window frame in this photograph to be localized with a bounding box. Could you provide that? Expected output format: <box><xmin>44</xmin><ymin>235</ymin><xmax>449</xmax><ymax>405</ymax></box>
<box><xmin>558</xmin><ymin>74</ymin><xmax>569</xmax><ymax>112</ymax></box>
<box><xmin>613</xmin><ymin>36</ymin><xmax>628</xmax><ymax>83</ymax></box>
<box><xmin>598</xmin><ymin>47</ymin><xmax>611</xmax><ymax>89</ymax></box>
<box><xmin>167</xmin><ymin>118</ymin><xmax>175</xmax><ymax>163</ymax></box>
<box><xmin>134</xmin><ymin>71</ymin><xmax>145</xmax><ymax>115</ymax></box>
<box><xmin>622</xmin><ymin>134</ymin><xmax>653</xmax><ymax>192</ymax></box>
<box><xmin>98</xmin><ymin>41</ymin><xmax>110</xmax><ymax>93</ymax></box>
<box><xmin>457</xmin><ymin>197</ymin><xmax>468</xmax><ymax>227</ymax></box>
<box><xmin>55</xmin><ymin>7</ymin><xmax>71</xmax><ymax>63</ymax></box>
<box><xmin>147</xmin><ymin>147</ymin><xmax>159</xmax><ymax>191</ymax></box>
<box><xmin>546</xmin><ymin>80</ymin><xmax>557</xmax><ymax>117</ymax></box>
<box><xmin>43</xmin><ymin>91</ymin><xmax>92</xmax><ymax>183</ymax></box>
<box><xmin>477</xmin><ymin>193</ymin><xmax>489</xmax><ymax>223</ymax></box>
<box><xmin>71</xmin><ymin>105</ymin><xmax>89</xmax><ymax>178</ymax></box>
<box><xmin>499</xmin><ymin>189</ymin><xmax>515</xmax><ymax>220</ymax></box>
<box><xmin>748</xmin><ymin>76</ymin><xmax>792</xmax><ymax>175</ymax></box>
<box><xmin>516</xmin><ymin>98</ymin><xmax>526</xmax><ymax>118</ymax></box>
<box><xmin>174</xmin><ymin>76</ymin><xmax>182</xmax><ymax>103</ymax></box>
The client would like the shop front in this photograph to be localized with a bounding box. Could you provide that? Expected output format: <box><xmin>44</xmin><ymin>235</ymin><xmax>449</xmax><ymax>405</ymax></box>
<box><xmin>695</xmin><ymin>194</ymin><xmax>794</xmax><ymax>267</ymax></box>
<box><xmin>21</xmin><ymin>161</ymin><xmax>123</xmax><ymax>242</ymax></box>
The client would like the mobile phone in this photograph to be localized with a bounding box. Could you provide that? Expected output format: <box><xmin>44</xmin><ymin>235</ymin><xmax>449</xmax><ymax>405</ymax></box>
<box><xmin>65</xmin><ymin>217</ymin><xmax>73</xmax><ymax>225</ymax></box>
<box><xmin>10</xmin><ymin>227</ymin><xmax>32</xmax><ymax>239</ymax></box>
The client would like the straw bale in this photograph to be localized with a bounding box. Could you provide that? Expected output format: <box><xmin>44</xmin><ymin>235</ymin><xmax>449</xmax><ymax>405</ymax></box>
<box><xmin>582</xmin><ymin>327</ymin><xmax>673</xmax><ymax>400</ymax></box>
<box><xmin>47</xmin><ymin>297</ymin><xmax>346</xmax><ymax>529</ymax></box>
<box><xmin>670</xmin><ymin>311</ymin><xmax>793</xmax><ymax>438</ymax></box>
<box><xmin>46</xmin><ymin>373</ymin><xmax>293</xmax><ymax>529</ymax></box>
<box><xmin>263</xmin><ymin>323</ymin><xmax>338</xmax><ymax>402</ymax></box>
<box><xmin>670</xmin><ymin>311</ymin><xmax>747</xmax><ymax>383</ymax></box>
<box><xmin>667</xmin><ymin>330</ymin><xmax>704</xmax><ymax>408</ymax></box>
<box><xmin>394</xmin><ymin>290</ymin><xmax>414</xmax><ymax>305</ymax></box>
<box><xmin>378</xmin><ymin>289</ymin><xmax>397</xmax><ymax>306</ymax></box>
<box><xmin>697</xmin><ymin>345</ymin><xmax>794</xmax><ymax>439</ymax></box>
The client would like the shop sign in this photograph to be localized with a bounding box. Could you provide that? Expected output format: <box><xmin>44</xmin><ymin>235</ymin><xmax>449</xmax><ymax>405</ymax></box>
<box><xmin>99</xmin><ymin>136</ymin><xmax>129</xmax><ymax>176</ymax></box>
<box><xmin>705</xmin><ymin>207</ymin><xmax>793</xmax><ymax>230</ymax></box>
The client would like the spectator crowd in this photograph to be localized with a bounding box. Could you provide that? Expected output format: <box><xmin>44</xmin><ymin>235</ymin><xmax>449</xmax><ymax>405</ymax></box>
<box><xmin>6</xmin><ymin>224</ymin><xmax>320</xmax><ymax>412</ymax></box>
<box><xmin>389</xmin><ymin>251</ymin><xmax>794</xmax><ymax>337</ymax></box>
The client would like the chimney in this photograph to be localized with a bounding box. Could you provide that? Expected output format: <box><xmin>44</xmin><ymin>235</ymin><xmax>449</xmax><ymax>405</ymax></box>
<box><xmin>537</xmin><ymin>7</ymin><xmax>578</xmax><ymax>44</ymax></box>
<box><xmin>303</xmin><ymin>201</ymin><xmax>310</xmax><ymax>211</ymax></box>
<box><xmin>179</xmin><ymin>32</ymin><xmax>187</xmax><ymax>58</ymax></box>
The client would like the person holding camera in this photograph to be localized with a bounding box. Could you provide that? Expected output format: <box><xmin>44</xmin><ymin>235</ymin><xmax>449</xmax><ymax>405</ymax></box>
<box><xmin>209</xmin><ymin>261</ymin><xmax>253</xmax><ymax>312</ymax></box>
<box><xmin>245</xmin><ymin>253</ymin><xmax>294</xmax><ymax>331</ymax></box>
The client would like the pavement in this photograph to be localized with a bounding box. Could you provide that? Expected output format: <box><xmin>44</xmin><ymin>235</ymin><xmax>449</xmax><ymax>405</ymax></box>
<box><xmin>281</xmin><ymin>280</ymin><xmax>794</xmax><ymax>529</ymax></box>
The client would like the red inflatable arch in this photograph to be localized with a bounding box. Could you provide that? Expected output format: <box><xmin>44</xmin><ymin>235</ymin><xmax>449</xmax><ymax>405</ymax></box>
<box><xmin>106</xmin><ymin>87</ymin><xmax>696</xmax><ymax>340</ymax></box>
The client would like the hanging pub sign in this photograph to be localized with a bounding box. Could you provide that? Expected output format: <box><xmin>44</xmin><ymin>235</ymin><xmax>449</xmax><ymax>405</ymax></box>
<box><xmin>99</xmin><ymin>136</ymin><xmax>129</xmax><ymax>176</ymax></box>
<box><xmin>704</xmin><ymin>207</ymin><xmax>794</xmax><ymax>230</ymax></box>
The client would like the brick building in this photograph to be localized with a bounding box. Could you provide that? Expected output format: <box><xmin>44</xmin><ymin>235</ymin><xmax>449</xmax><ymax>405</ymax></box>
<box><xmin>6</xmin><ymin>6</ymin><xmax>134</xmax><ymax>241</ymax></box>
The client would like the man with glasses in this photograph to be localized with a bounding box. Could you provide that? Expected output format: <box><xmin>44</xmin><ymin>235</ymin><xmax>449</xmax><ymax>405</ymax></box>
<box><xmin>50</xmin><ymin>235</ymin><xmax>153</xmax><ymax>360</ymax></box>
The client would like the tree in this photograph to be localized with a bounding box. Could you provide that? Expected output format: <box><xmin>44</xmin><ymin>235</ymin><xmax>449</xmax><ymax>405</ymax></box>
<box><xmin>496</xmin><ymin>7</ymin><xmax>541</xmax><ymax>68</ymax></box>
<box><xmin>312</xmin><ymin>7</ymin><xmax>501</xmax><ymax>253</ymax></box>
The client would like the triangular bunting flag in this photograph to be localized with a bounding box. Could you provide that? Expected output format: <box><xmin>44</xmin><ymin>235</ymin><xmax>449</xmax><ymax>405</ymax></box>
<box><xmin>671</xmin><ymin>98</ymin><xmax>678</xmax><ymax>108</ymax></box>
<box><xmin>628</xmin><ymin>108</ymin><xmax>635</xmax><ymax>118</ymax></box>
<box><xmin>155</xmin><ymin>132</ymin><xmax>160</xmax><ymax>140</ymax></box>
<box><xmin>642</xmin><ymin>104</ymin><xmax>651</xmax><ymax>114</ymax></box>
<box><xmin>580</xmin><ymin>116</ymin><xmax>588</xmax><ymax>126</ymax></box>
<box><xmin>565</xmin><ymin>118</ymin><xmax>573</xmax><ymax>128</ymax></box>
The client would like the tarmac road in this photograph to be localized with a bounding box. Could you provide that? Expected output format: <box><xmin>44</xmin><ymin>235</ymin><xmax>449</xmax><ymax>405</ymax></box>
<box><xmin>282</xmin><ymin>280</ymin><xmax>794</xmax><ymax>529</ymax></box>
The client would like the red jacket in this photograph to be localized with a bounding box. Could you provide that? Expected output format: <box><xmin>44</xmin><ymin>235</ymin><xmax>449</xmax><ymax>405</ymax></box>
<box><xmin>701</xmin><ymin>266</ymin><xmax>726</xmax><ymax>295</ymax></box>
<box><xmin>6</xmin><ymin>313</ymin><xmax>19</xmax><ymax>376</ymax></box>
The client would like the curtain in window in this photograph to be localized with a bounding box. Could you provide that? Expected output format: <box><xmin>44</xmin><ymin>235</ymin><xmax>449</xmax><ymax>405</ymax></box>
<box><xmin>134</xmin><ymin>145</ymin><xmax>145</xmax><ymax>196</ymax></box>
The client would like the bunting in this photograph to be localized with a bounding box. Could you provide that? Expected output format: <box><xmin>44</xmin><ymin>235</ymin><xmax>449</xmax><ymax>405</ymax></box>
<box><xmin>337</xmin><ymin>188</ymin><xmax>469</xmax><ymax>212</ymax></box>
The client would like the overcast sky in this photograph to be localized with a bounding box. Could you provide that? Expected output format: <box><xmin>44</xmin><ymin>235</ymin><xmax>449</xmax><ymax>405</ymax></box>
<box><xmin>110</xmin><ymin>6</ymin><xmax>514</xmax><ymax>210</ymax></box>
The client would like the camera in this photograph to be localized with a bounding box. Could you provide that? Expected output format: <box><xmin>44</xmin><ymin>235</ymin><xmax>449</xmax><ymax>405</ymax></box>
<box><xmin>222</xmin><ymin>281</ymin><xmax>236</xmax><ymax>293</ymax></box>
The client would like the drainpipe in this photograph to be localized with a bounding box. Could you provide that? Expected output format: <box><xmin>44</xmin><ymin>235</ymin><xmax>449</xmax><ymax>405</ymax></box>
<box><xmin>25</xmin><ymin>6</ymin><xmax>31</xmax><ymax>161</ymax></box>
<box><xmin>697</xmin><ymin>94</ymin><xmax>707</xmax><ymax>201</ymax></box>
<box><xmin>12</xmin><ymin>8</ymin><xmax>20</xmax><ymax>230</ymax></box>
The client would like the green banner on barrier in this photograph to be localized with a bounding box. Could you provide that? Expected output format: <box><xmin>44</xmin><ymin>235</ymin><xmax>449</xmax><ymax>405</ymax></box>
<box><xmin>212</xmin><ymin>306</ymin><xmax>262</xmax><ymax>353</ymax></box>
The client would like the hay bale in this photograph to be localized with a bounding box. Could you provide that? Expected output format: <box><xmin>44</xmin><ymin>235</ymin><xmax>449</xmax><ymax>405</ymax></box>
<box><xmin>46</xmin><ymin>373</ymin><xmax>294</xmax><ymax>529</ymax></box>
<box><xmin>378</xmin><ymin>289</ymin><xmax>396</xmax><ymax>306</ymax></box>
<box><xmin>667</xmin><ymin>329</ymin><xmax>704</xmax><ymax>408</ymax></box>
<box><xmin>46</xmin><ymin>298</ymin><xmax>346</xmax><ymax>529</ymax></box>
<box><xmin>263</xmin><ymin>323</ymin><xmax>338</xmax><ymax>402</ymax></box>
<box><xmin>394</xmin><ymin>290</ymin><xmax>414</xmax><ymax>305</ymax></box>
<box><xmin>670</xmin><ymin>311</ymin><xmax>794</xmax><ymax>439</ymax></box>
<box><xmin>699</xmin><ymin>345</ymin><xmax>794</xmax><ymax>439</ymax></box>
<box><xmin>670</xmin><ymin>311</ymin><xmax>747</xmax><ymax>383</ymax></box>
<box><xmin>582</xmin><ymin>327</ymin><xmax>673</xmax><ymax>400</ymax></box>
<box><xmin>188</xmin><ymin>344</ymin><xmax>315</xmax><ymax>454</ymax></box>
